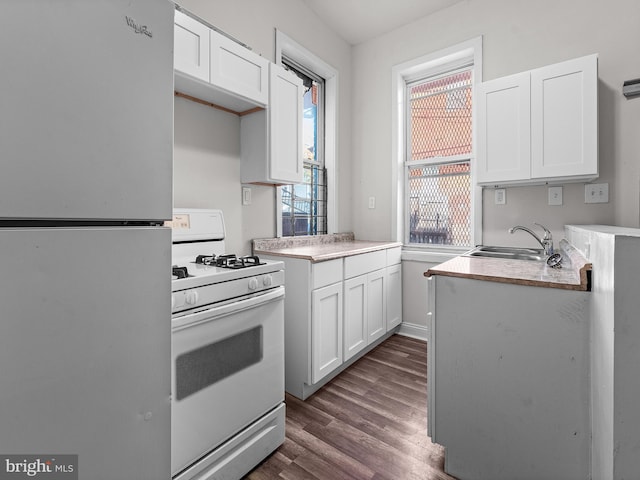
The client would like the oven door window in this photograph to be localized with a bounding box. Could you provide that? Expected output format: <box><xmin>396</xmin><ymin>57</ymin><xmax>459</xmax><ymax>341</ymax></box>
<box><xmin>175</xmin><ymin>326</ymin><xmax>263</xmax><ymax>400</ymax></box>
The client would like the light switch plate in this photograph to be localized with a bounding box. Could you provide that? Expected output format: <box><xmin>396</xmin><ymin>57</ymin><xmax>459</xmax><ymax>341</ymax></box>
<box><xmin>548</xmin><ymin>186</ymin><xmax>563</xmax><ymax>206</ymax></box>
<box><xmin>585</xmin><ymin>183</ymin><xmax>609</xmax><ymax>203</ymax></box>
<box><xmin>368</xmin><ymin>196</ymin><xmax>376</xmax><ymax>209</ymax></box>
<box><xmin>494</xmin><ymin>188</ymin><xmax>506</xmax><ymax>205</ymax></box>
<box><xmin>242</xmin><ymin>186</ymin><xmax>252</xmax><ymax>205</ymax></box>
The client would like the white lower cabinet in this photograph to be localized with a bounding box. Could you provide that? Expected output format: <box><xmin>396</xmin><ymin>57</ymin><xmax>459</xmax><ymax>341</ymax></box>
<box><xmin>428</xmin><ymin>274</ymin><xmax>590</xmax><ymax>480</ymax></box>
<box><xmin>263</xmin><ymin>246</ymin><xmax>402</xmax><ymax>400</ymax></box>
<box><xmin>344</xmin><ymin>265</ymin><xmax>397</xmax><ymax>361</ymax></box>
<box><xmin>386</xmin><ymin>263</ymin><xmax>402</xmax><ymax>331</ymax></box>
<box><xmin>311</xmin><ymin>283</ymin><xmax>343</xmax><ymax>384</ymax></box>
<box><xmin>343</xmin><ymin>276</ymin><xmax>367</xmax><ymax>361</ymax></box>
<box><xmin>366</xmin><ymin>270</ymin><xmax>387</xmax><ymax>344</ymax></box>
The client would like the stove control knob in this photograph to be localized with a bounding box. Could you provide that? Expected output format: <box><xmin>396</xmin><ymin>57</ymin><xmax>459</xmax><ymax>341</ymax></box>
<box><xmin>262</xmin><ymin>275</ymin><xmax>273</xmax><ymax>287</ymax></box>
<box><xmin>185</xmin><ymin>290</ymin><xmax>199</xmax><ymax>305</ymax></box>
<box><xmin>248</xmin><ymin>277</ymin><xmax>259</xmax><ymax>291</ymax></box>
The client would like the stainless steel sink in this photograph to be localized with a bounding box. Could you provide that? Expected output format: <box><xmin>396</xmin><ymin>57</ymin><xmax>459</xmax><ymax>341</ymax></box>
<box><xmin>462</xmin><ymin>245</ymin><xmax>545</xmax><ymax>262</ymax></box>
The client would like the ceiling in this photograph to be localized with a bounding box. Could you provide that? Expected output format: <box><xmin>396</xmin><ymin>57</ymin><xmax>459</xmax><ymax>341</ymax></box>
<box><xmin>301</xmin><ymin>0</ymin><xmax>466</xmax><ymax>45</ymax></box>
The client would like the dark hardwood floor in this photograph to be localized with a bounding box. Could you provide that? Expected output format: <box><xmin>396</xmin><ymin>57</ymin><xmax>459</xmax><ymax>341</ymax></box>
<box><xmin>245</xmin><ymin>334</ymin><xmax>456</xmax><ymax>480</ymax></box>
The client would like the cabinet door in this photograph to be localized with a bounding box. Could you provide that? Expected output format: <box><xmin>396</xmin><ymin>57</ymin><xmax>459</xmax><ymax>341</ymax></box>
<box><xmin>174</xmin><ymin>10</ymin><xmax>210</xmax><ymax>82</ymax></box>
<box><xmin>344</xmin><ymin>275</ymin><xmax>367</xmax><ymax>361</ymax></box>
<box><xmin>269</xmin><ymin>64</ymin><xmax>303</xmax><ymax>183</ymax></box>
<box><xmin>367</xmin><ymin>270</ymin><xmax>387</xmax><ymax>344</ymax></box>
<box><xmin>426</xmin><ymin>276</ymin><xmax>436</xmax><ymax>441</ymax></box>
<box><xmin>311</xmin><ymin>283</ymin><xmax>343</xmax><ymax>384</ymax></box>
<box><xmin>531</xmin><ymin>55</ymin><xmax>598</xmax><ymax>179</ymax></box>
<box><xmin>386</xmin><ymin>264</ymin><xmax>402</xmax><ymax>331</ymax></box>
<box><xmin>476</xmin><ymin>72</ymin><xmax>531</xmax><ymax>185</ymax></box>
<box><xmin>210</xmin><ymin>30</ymin><xmax>269</xmax><ymax>106</ymax></box>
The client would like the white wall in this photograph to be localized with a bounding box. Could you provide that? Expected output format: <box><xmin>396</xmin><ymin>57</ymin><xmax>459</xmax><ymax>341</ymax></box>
<box><xmin>174</xmin><ymin>0</ymin><xmax>640</xmax><ymax>252</ymax></box>
<box><xmin>174</xmin><ymin>0</ymin><xmax>353</xmax><ymax>254</ymax></box>
<box><xmin>351</xmin><ymin>0</ymin><xmax>640</xmax><ymax>244</ymax></box>
<box><xmin>352</xmin><ymin>0</ymin><xmax>640</xmax><ymax>347</ymax></box>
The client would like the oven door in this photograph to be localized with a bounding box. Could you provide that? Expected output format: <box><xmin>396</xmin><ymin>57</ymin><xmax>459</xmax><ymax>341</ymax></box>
<box><xmin>171</xmin><ymin>287</ymin><xmax>284</xmax><ymax>476</ymax></box>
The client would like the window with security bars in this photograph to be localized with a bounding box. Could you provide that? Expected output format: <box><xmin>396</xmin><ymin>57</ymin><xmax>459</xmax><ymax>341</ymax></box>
<box><xmin>406</xmin><ymin>68</ymin><xmax>473</xmax><ymax>247</ymax></box>
<box><xmin>281</xmin><ymin>164</ymin><xmax>327</xmax><ymax>236</ymax></box>
<box><xmin>280</xmin><ymin>60</ymin><xmax>327</xmax><ymax>236</ymax></box>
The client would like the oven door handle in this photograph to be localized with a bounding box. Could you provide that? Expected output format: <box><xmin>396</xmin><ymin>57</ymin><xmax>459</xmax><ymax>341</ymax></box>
<box><xmin>172</xmin><ymin>286</ymin><xmax>284</xmax><ymax>331</ymax></box>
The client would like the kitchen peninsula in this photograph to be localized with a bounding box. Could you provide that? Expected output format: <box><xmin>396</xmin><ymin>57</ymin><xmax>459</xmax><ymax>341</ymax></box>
<box><xmin>254</xmin><ymin>234</ymin><xmax>402</xmax><ymax>399</ymax></box>
<box><xmin>424</xmin><ymin>239</ymin><xmax>592</xmax><ymax>479</ymax></box>
<box><xmin>427</xmin><ymin>239</ymin><xmax>592</xmax><ymax>290</ymax></box>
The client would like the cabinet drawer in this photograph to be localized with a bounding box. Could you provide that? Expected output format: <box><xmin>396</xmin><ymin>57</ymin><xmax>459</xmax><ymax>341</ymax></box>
<box><xmin>386</xmin><ymin>247</ymin><xmax>402</xmax><ymax>266</ymax></box>
<box><xmin>312</xmin><ymin>259</ymin><xmax>343</xmax><ymax>289</ymax></box>
<box><xmin>344</xmin><ymin>250</ymin><xmax>386</xmax><ymax>279</ymax></box>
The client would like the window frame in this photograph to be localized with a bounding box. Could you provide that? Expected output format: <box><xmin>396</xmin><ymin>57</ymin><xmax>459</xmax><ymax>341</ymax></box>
<box><xmin>275</xmin><ymin>30</ymin><xmax>337</xmax><ymax>237</ymax></box>
<box><xmin>391</xmin><ymin>37</ymin><xmax>483</xmax><ymax>255</ymax></box>
<box><xmin>280</xmin><ymin>61</ymin><xmax>327</xmax><ymax>236</ymax></box>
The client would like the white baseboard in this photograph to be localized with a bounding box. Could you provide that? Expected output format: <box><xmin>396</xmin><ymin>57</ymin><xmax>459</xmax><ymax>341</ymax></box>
<box><xmin>397</xmin><ymin>322</ymin><xmax>428</xmax><ymax>341</ymax></box>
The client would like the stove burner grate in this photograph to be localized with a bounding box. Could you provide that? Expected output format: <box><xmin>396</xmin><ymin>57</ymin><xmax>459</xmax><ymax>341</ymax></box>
<box><xmin>194</xmin><ymin>253</ymin><xmax>266</xmax><ymax>269</ymax></box>
<box><xmin>195</xmin><ymin>254</ymin><xmax>217</xmax><ymax>265</ymax></box>
<box><xmin>172</xmin><ymin>266</ymin><xmax>191</xmax><ymax>279</ymax></box>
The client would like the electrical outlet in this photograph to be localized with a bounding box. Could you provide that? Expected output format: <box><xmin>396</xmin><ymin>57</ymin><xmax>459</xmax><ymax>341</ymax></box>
<box><xmin>585</xmin><ymin>183</ymin><xmax>609</xmax><ymax>203</ymax></box>
<box><xmin>494</xmin><ymin>188</ymin><xmax>506</xmax><ymax>205</ymax></box>
<box><xmin>548</xmin><ymin>186</ymin><xmax>563</xmax><ymax>206</ymax></box>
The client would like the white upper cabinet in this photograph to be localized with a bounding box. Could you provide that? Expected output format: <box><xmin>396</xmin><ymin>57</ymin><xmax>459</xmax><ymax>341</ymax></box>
<box><xmin>476</xmin><ymin>72</ymin><xmax>531</xmax><ymax>185</ymax></box>
<box><xmin>268</xmin><ymin>64</ymin><xmax>304</xmax><ymax>183</ymax></box>
<box><xmin>530</xmin><ymin>55</ymin><xmax>598</xmax><ymax>180</ymax></box>
<box><xmin>174</xmin><ymin>10</ymin><xmax>210</xmax><ymax>82</ymax></box>
<box><xmin>174</xmin><ymin>8</ymin><xmax>303</xmax><ymax>185</ymax></box>
<box><xmin>241</xmin><ymin>64</ymin><xmax>303</xmax><ymax>185</ymax></box>
<box><xmin>476</xmin><ymin>54</ymin><xmax>598</xmax><ymax>186</ymax></box>
<box><xmin>173</xmin><ymin>8</ymin><xmax>269</xmax><ymax>113</ymax></box>
<box><xmin>210</xmin><ymin>31</ymin><xmax>269</xmax><ymax>106</ymax></box>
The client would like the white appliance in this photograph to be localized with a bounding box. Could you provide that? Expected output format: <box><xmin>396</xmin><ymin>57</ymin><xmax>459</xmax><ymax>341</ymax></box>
<box><xmin>0</xmin><ymin>2</ymin><xmax>174</xmax><ymax>479</ymax></box>
<box><xmin>169</xmin><ymin>209</ymin><xmax>285</xmax><ymax>480</ymax></box>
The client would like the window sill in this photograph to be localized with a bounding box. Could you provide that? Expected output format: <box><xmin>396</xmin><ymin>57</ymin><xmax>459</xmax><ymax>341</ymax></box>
<box><xmin>401</xmin><ymin>247</ymin><xmax>462</xmax><ymax>264</ymax></box>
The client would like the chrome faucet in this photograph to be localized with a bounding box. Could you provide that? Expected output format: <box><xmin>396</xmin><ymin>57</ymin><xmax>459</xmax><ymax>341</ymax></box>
<box><xmin>508</xmin><ymin>223</ymin><xmax>554</xmax><ymax>255</ymax></box>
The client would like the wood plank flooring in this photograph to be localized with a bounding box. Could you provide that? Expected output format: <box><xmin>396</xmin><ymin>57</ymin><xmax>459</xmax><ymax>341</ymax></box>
<box><xmin>245</xmin><ymin>335</ymin><xmax>456</xmax><ymax>480</ymax></box>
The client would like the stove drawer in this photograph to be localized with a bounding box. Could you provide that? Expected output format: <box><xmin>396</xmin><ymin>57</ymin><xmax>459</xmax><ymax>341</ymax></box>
<box><xmin>173</xmin><ymin>403</ymin><xmax>285</xmax><ymax>480</ymax></box>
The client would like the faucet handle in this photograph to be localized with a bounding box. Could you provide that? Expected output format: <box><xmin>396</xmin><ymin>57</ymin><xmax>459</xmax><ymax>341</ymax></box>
<box><xmin>534</xmin><ymin>222</ymin><xmax>552</xmax><ymax>240</ymax></box>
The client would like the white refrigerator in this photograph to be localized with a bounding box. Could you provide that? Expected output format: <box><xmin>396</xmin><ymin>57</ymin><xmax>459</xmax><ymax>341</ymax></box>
<box><xmin>0</xmin><ymin>2</ymin><xmax>174</xmax><ymax>479</ymax></box>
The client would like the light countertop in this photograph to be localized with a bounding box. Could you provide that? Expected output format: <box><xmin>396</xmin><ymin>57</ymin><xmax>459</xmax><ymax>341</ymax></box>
<box><xmin>253</xmin><ymin>233</ymin><xmax>401</xmax><ymax>263</ymax></box>
<box><xmin>425</xmin><ymin>239</ymin><xmax>592</xmax><ymax>291</ymax></box>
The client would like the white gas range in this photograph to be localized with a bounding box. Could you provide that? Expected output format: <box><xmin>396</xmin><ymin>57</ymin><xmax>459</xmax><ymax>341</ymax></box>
<box><xmin>168</xmin><ymin>209</ymin><xmax>285</xmax><ymax>480</ymax></box>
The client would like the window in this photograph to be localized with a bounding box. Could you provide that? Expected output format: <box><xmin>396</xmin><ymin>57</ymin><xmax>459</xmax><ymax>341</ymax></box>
<box><xmin>392</xmin><ymin>38</ymin><xmax>482</xmax><ymax>251</ymax></box>
<box><xmin>276</xmin><ymin>30</ymin><xmax>337</xmax><ymax>237</ymax></box>
<box><xmin>406</xmin><ymin>68</ymin><xmax>473</xmax><ymax>247</ymax></box>
<box><xmin>280</xmin><ymin>62</ymin><xmax>327</xmax><ymax>236</ymax></box>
